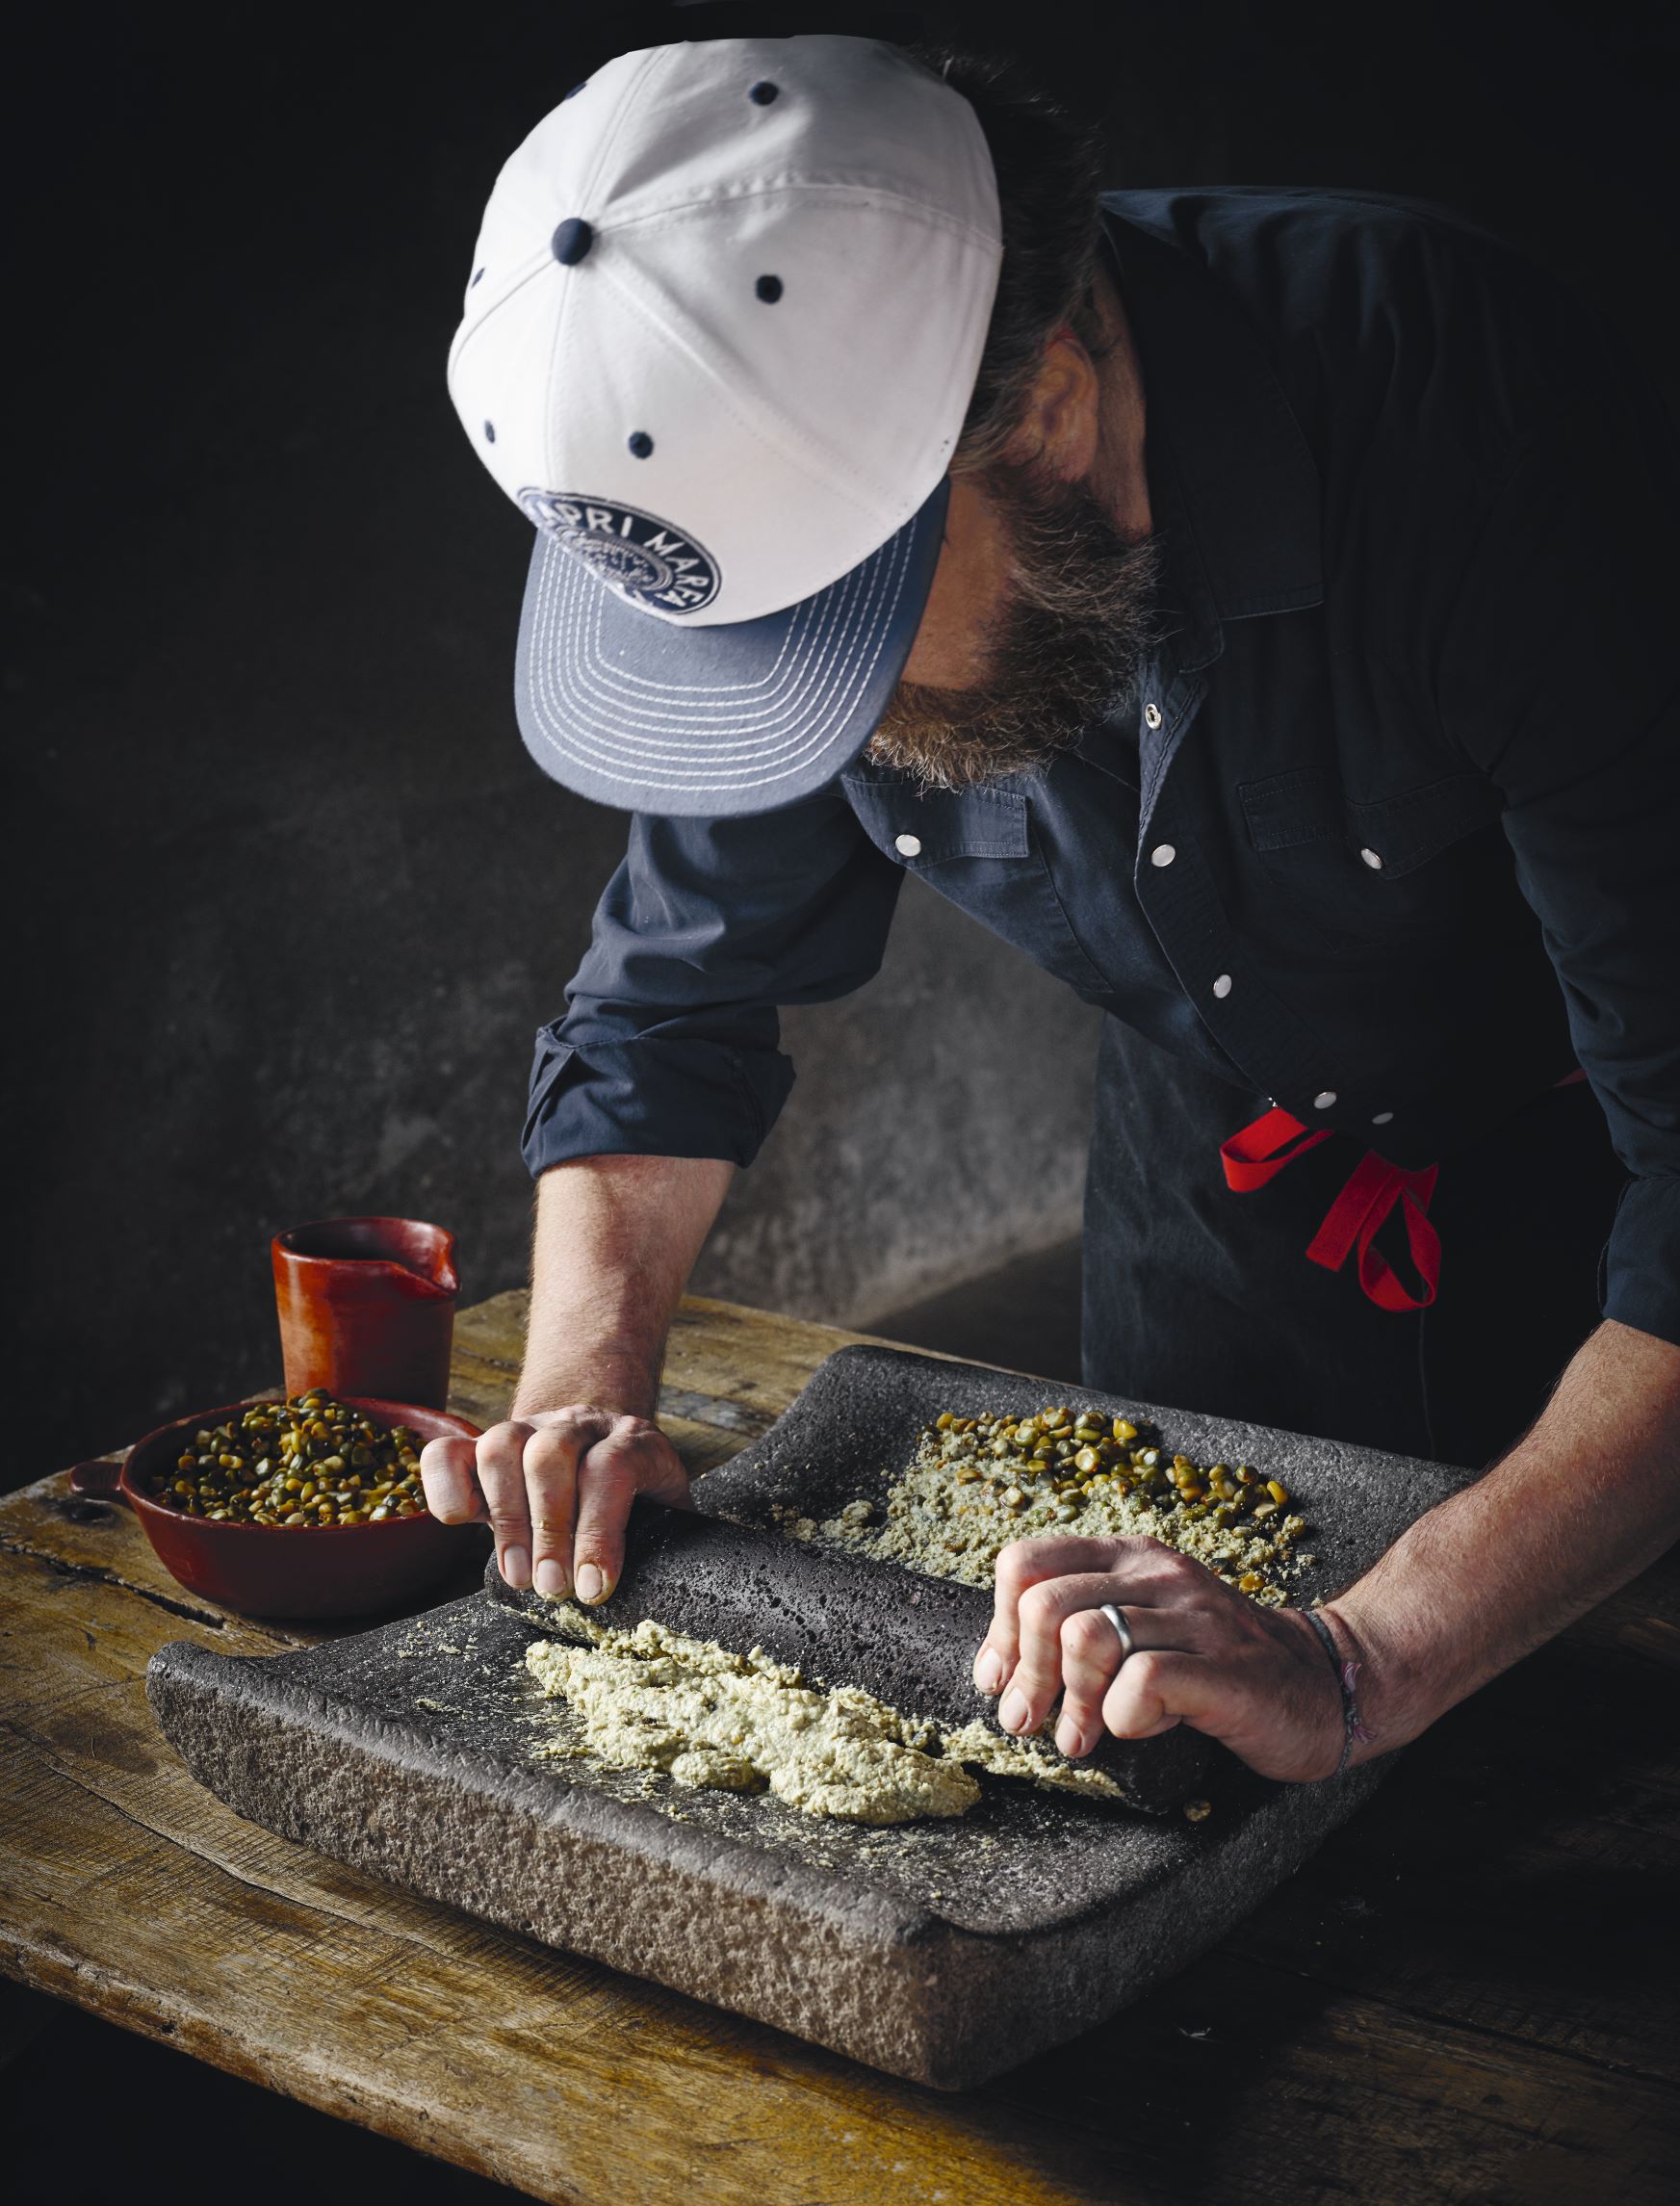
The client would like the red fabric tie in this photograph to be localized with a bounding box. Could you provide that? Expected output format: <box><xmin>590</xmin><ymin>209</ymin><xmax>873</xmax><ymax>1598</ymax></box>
<box><xmin>1219</xmin><ymin>1108</ymin><xmax>1440</xmax><ymax>1312</ymax></box>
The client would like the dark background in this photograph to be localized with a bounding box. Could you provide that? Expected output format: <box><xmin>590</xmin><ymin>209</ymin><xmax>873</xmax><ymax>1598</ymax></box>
<box><xmin>9</xmin><ymin>0</ymin><xmax>1678</xmax><ymax>1500</ymax></box>
<box><xmin>5</xmin><ymin>3</ymin><xmax>1678</xmax><ymax>2199</ymax></box>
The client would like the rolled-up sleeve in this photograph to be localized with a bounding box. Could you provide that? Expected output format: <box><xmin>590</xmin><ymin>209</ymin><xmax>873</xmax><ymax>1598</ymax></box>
<box><xmin>1438</xmin><ymin>354</ymin><xmax>1680</xmax><ymax>1344</ymax></box>
<box><xmin>523</xmin><ymin>786</ymin><xmax>903</xmax><ymax>1178</ymax></box>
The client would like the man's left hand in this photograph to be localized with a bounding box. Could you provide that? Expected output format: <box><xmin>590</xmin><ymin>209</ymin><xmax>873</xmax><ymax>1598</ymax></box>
<box><xmin>972</xmin><ymin>1534</ymin><xmax>1348</xmax><ymax>1782</ymax></box>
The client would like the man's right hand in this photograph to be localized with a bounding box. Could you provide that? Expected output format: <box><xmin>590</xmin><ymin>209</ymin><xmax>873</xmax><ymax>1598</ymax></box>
<box><xmin>419</xmin><ymin>1406</ymin><xmax>691</xmax><ymax>1604</ymax></box>
<box><xmin>431</xmin><ymin>1148</ymin><xmax>732</xmax><ymax>1603</ymax></box>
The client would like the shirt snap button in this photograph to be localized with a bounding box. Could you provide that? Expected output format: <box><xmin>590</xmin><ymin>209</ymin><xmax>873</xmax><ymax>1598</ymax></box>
<box><xmin>1212</xmin><ymin>973</ymin><xmax>1232</xmax><ymax>999</ymax></box>
<box><xmin>1143</xmin><ymin>701</ymin><xmax>1164</xmax><ymax>731</ymax></box>
<box><xmin>893</xmin><ymin>833</ymin><xmax>922</xmax><ymax>859</ymax></box>
<box><xmin>1372</xmin><ymin>1110</ymin><xmax>1394</xmax><ymax>1126</ymax></box>
<box><xmin>1313</xmin><ymin>1091</ymin><xmax>1337</xmax><ymax>1110</ymax></box>
<box><xmin>1359</xmin><ymin>847</ymin><xmax>1383</xmax><ymax>870</ymax></box>
<box><xmin>1150</xmin><ymin>843</ymin><xmax>1176</xmax><ymax>868</ymax></box>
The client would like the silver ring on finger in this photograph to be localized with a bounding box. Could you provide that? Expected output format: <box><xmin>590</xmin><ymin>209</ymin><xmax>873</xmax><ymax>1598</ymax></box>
<box><xmin>1098</xmin><ymin>1602</ymin><xmax>1135</xmax><ymax>1663</ymax></box>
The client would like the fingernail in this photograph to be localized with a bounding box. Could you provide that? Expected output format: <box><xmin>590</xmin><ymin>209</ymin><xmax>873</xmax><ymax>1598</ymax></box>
<box><xmin>575</xmin><ymin>1563</ymin><xmax>604</xmax><ymax>1604</ymax></box>
<box><xmin>998</xmin><ymin>1687</ymin><xmax>1028</xmax><ymax>1734</ymax></box>
<box><xmin>502</xmin><ymin>1544</ymin><xmax>530</xmax><ymax>1591</ymax></box>
<box><xmin>534</xmin><ymin>1559</ymin><xmax>569</xmax><ymax>1599</ymax></box>
<box><xmin>973</xmin><ymin>1648</ymin><xmax>1004</xmax><ymax>1694</ymax></box>
<box><xmin>1056</xmin><ymin>1716</ymin><xmax>1087</xmax><ymax>1758</ymax></box>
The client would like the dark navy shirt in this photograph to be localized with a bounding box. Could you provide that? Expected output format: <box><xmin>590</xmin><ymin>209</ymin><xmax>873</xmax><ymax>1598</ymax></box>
<box><xmin>524</xmin><ymin>187</ymin><xmax>1680</xmax><ymax>1347</ymax></box>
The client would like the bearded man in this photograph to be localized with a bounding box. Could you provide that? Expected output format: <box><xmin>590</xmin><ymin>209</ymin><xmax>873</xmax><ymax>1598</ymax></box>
<box><xmin>423</xmin><ymin>36</ymin><xmax>1680</xmax><ymax>1784</ymax></box>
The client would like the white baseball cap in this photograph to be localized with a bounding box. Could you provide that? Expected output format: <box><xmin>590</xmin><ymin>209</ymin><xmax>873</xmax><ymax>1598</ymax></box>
<box><xmin>447</xmin><ymin>35</ymin><xmax>1002</xmax><ymax>816</ymax></box>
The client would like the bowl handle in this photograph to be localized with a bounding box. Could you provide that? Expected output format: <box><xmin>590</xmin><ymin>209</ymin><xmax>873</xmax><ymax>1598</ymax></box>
<box><xmin>68</xmin><ymin>1460</ymin><xmax>129</xmax><ymax>1505</ymax></box>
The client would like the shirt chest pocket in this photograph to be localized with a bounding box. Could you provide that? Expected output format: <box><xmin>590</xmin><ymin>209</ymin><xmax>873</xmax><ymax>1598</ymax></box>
<box><xmin>841</xmin><ymin>773</ymin><xmax>1111</xmax><ymax>999</ymax></box>
<box><xmin>1238</xmin><ymin>764</ymin><xmax>1505</xmax><ymax>938</ymax></box>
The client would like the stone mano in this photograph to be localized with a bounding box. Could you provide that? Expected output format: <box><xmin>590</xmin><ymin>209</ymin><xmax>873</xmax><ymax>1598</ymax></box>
<box><xmin>487</xmin><ymin>1498</ymin><xmax>1212</xmax><ymax>1813</ymax></box>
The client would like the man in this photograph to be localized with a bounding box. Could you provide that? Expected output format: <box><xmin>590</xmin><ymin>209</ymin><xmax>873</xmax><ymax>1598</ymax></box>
<box><xmin>422</xmin><ymin>35</ymin><xmax>1680</xmax><ymax>1783</ymax></box>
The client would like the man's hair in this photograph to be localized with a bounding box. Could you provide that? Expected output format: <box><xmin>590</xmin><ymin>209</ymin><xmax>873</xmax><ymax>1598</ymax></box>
<box><xmin>899</xmin><ymin>41</ymin><xmax>1113</xmax><ymax>475</ymax></box>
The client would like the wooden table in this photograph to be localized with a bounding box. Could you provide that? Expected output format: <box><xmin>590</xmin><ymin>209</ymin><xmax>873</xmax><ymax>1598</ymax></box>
<box><xmin>4</xmin><ymin>1292</ymin><xmax>1677</xmax><ymax>2206</ymax></box>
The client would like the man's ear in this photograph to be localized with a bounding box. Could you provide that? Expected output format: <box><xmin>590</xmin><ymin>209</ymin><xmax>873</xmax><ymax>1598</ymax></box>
<box><xmin>1003</xmin><ymin>329</ymin><xmax>1102</xmax><ymax>480</ymax></box>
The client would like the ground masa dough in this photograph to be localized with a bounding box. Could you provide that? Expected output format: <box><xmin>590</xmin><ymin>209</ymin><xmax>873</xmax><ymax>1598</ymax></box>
<box><xmin>526</xmin><ymin>1604</ymin><xmax>1126</xmax><ymax>1826</ymax></box>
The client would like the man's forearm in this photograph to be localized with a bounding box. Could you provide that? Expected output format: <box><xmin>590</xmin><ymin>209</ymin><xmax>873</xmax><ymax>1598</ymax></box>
<box><xmin>1329</xmin><ymin>1317</ymin><xmax>1680</xmax><ymax>1763</ymax></box>
<box><xmin>511</xmin><ymin>1153</ymin><xmax>736</xmax><ymax>1419</ymax></box>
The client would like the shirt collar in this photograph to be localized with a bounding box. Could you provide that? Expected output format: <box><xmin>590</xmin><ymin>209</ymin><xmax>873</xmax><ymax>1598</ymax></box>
<box><xmin>1098</xmin><ymin>195</ymin><xmax>1324</xmax><ymax>673</ymax></box>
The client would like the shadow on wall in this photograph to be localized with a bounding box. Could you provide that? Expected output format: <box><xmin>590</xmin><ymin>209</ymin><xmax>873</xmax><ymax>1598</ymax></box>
<box><xmin>8</xmin><ymin>0</ymin><xmax>1677</xmax><ymax>1481</ymax></box>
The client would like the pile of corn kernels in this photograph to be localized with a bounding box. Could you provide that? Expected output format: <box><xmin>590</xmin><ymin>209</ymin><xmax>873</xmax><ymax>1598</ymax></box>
<box><xmin>793</xmin><ymin>1405</ymin><xmax>1313</xmax><ymax>1603</ymax></box>
<box><xmin>145</xmin><ymin>1391</ymin><xmax>426</xmax><ymax>1527</ymax></box>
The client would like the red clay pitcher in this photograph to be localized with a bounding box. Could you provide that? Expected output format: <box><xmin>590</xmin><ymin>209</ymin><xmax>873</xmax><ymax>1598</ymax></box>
<box><xmin>272</xmin><ymin>1216</ymin><xmax>458</xmax><ymax>1409</ymax></box>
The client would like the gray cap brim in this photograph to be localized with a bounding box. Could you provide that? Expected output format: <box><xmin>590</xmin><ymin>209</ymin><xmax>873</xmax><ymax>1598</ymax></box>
<box><xmin>513</xmin><ymin>477</ymin><xmax>950</xmax><ymax>817</ymax></box>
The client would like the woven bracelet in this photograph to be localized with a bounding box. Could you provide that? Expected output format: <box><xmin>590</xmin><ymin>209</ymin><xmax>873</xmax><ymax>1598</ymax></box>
<box><xmin>1302</xmin><ymin>1607</ymin><xmax>1373</xmax><ymax>1780</ymax></box>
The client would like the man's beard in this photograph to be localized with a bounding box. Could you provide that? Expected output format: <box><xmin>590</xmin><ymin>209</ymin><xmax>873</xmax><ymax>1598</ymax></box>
<box><xmin>864</xmin><ymin>454</ymin><xmax>1163</xmax><ymax>792</ymax></box>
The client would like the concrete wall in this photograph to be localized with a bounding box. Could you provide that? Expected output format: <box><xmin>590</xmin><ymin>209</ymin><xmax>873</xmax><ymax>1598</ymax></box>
<box><xmin>13</xmin><ymin>1</ymin><xmax>1674</xmax><ymax>1477</ymax></box>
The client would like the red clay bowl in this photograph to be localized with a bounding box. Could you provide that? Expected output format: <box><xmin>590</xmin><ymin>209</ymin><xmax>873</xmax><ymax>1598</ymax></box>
<box><xmin>69</xmin><ymin>1394</ymin><xmax>483</xmax><ymax>1620</ymax></box>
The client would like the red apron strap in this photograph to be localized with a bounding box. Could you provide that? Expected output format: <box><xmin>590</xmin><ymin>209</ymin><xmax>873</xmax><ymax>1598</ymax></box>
<box><xmin>1220</xmin><ymin>1105</ymin><xmax>1441</xmax><ymax>1312</ymax></box>
<box><xmin>1219</xmin><ymin>1105</ymin><xmax>1333</xmax><ymax>1191</ymax></box>
<box><xmin>1303</xmin><ymin>1150</ymin><xmax>1440</xmax><ymax>1311</ymax></box>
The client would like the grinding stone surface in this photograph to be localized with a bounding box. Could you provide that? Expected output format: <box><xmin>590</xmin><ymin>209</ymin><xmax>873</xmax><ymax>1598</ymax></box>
<box><xmin>146</xmin><ymin>1343</ymin><xmax>1482</xmax><ymax>2087</ymax></box>
<box><xmin>489</xmin><ymin>1503</ymin><xmax>1211</xmax><ymax>1811</ymax></box>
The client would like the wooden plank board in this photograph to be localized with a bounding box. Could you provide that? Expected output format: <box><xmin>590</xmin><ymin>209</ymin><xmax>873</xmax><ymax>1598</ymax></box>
<box><xmin>3</xmin><ymin>1292</ymin><xmax>1678</xmax><ymax>2204</ymax></box>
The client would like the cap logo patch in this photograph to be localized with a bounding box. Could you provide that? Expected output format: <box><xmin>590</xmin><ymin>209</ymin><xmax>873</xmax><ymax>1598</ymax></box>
<box><xmin>517</xmin><ymin>489</ymin><xmax>721</xmax><ymax>614</ymax></box>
